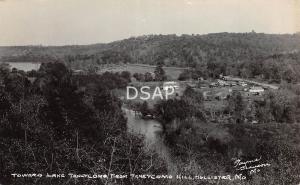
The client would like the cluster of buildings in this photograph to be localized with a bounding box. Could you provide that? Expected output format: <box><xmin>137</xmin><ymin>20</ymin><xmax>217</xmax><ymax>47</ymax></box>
<box><xmin>158</xmin><ymin>77</ymin><xmax>269</xmax><ymax>102</ymax></box>
<box><xmin>209</xmin><ymin>79</ymin><xmax>247</xmax><ymax>88</ymax></box>
<box><xmin>127</xmin><ymin>73</ymin><xmax>279</xmax><ymax>103</ymax></box>
<box><xmin>199</xmin><ymin>75</ymin><xmax>276</xmax><ymax>101</ymax></box>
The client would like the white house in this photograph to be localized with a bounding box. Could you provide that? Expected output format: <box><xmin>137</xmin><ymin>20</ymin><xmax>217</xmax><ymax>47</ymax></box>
<box><xmin>249</xmin><ymin>86</ymin><xmax>264</xmax><ymax>95</ymax></box>
<box><xmin>240</xmin><ymin>82</ymin><xmax>248</xmax><ymax>87</ymax></box>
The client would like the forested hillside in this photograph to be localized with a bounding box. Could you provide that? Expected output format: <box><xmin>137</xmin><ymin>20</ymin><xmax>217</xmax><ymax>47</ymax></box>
<box><xmin>1</xmin><ymin>32</ymin><xmax>300</xmax><ymax>83</ymax></box>
<box><xmin>107</xmin><ymin>32</ymin><xmax>300</xmax><ymax>67</ymax></box>
<box><xmin>1</xmin><ymin>33</ymin><xmax>300</xmax><ymax>66</ymax></box>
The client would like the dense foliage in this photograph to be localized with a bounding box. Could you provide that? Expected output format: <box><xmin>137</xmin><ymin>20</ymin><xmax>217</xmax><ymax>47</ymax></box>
<box><xmin>0</xmin><ymin>63</ymin><xmax>166</xmax><ymax>185</ymax></box>
<box><xmin>152</xmin><ymin>85</ymin><xmax>300</xmax><ymax>185</ymax></box>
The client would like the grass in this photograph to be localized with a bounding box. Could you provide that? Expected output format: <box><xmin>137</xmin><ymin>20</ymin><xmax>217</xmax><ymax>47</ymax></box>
<box><xmin>98</xmin><ymin>63</ymin><xmax>185</xmax><ymax>80</ymax></box>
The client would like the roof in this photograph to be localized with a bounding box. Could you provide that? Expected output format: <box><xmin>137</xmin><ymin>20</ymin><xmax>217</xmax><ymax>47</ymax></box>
<box><xmin>163</xmin><ymin>81</ymin><xmax>179</xmax><ymax>87</ymax></box>
<box><xmin>249</xmin><ymin>86</ymin><xmax>264</xmax><ymax>92</ymax></box>
<box><xmin>73</xmin><ymin>69</ymin><xmax>84</xmax><ymax>72</ymax></box>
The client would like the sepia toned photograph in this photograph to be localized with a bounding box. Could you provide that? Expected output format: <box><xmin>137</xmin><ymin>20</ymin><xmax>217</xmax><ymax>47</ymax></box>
<box><xmin>0</xmin><ymin>0</ymin><xmax>300</xmax><ymax>184</ymax></box>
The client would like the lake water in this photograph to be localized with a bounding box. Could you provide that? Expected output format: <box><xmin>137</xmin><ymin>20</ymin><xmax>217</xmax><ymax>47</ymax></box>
<box><xmin>4</xmin><ymin>62</ymin><xmax>41</xmax><ymax>72</ymax></box>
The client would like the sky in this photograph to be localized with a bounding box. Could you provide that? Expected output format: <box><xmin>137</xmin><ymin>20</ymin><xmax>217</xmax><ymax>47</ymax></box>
<box><xmin>0</xmin><ymin>0</ymin><xmax>299</xmax><ymax>46</ymax></box>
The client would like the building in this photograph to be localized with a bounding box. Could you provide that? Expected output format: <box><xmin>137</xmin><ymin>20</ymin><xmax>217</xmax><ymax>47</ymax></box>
<box><xmin>229</xmin><ymin>81</ymin><xmax>237</xmax><ymax>86</ymax></box>
<box><xmin>73</xmin><ymin>69</ymin><xmax>87</xmax><ymax>75</ymax></box>
<box><xmin>163</xmin><ymin>81</ymin><xmax>180</xmax><ymax>92</ymax></box>
<box><xmin>221</xmin><ymin>75</ymin><xmax>232</xmax><ymax>81</ymax></box>
<box><xmin>249</xmin><ymin>86</ymin><xmax>264</xmax><ymax>95</ymax></box>
<box><xmin>217</xmin><ymin>79</ymin><xmax>230</xmax><ymax>87</ymax></box>
<box><xmin>209</xmin><ymin>82</ymin><xmax>217</xmax><ymax>88</ymax></box>
<box><xmin>239</xmin><ymin>81</ymin><xmax>248</xmax><ymax>87</ymax></box>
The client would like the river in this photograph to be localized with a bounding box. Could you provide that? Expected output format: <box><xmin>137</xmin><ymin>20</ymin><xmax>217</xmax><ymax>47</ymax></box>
<box><xmin>124</xmin><ymin>108</ymin><xmax>163</xmax><ymax>146</ymax></box>
<box><xmin>123</xmin><ymin>108</ymin><xmax>177</xmax><ymax>174</ymax></box>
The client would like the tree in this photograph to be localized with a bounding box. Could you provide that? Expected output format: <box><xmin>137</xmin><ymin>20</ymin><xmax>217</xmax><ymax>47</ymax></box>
<box><xmin>133</xmin><ymin>73</ymin><xmax>144</xmax><ymax>81</ymax></box>
<box><xmin>283</xmin><ymin>68</ymin><xmax>297</xmax><ymax>83</ymax></box>
<box><xmin>139</xmin><ymin>101</ymin><xmax>149</xmax><ymax>117</ymax></box>
<box><xmin>4</xmin><ymin>72</ymin><xmax>30</xmax><ymax>102</ymax></box>
<box><xmin>154</xmin><ymin>99</ymin><xmax>190</xmax><ymax>123</ymax></box>
<box><xmin>267</xmin><ymin>90</ymin><xmax>297</xmax><ymax>123</ymax></box>
<box><xmin>0</xmin><ymin>63</ymin><xmax>10</xmax><ymax>80</ymax></box>
<box><xmin>121</xmin><ymin>71</ymin><xmax>131</xmax><ymax>82</ymax></box>
<box><xmin>0</xmin><ymin>90</ymin><xmax>11</xmax><ymax>117</ymax></box>
<box><xmin>178</xmin><ymin>70</ymin><xmax>191</xmax><ymax>81</ymax></box>
<box><xmin>182</xmin><ymin>86</ymin><xmax>204</xmax><ymax>109</ymax></box>
<box><xmin>228</xmin><ymin>91</ymin><xmax>246</xmax><ymax>124</ymax></box>
<box><xmin>144</xmin><ymin>72</ymin><xmax>153</xmax><ymax>82</ymax></box>
<box><xmin>154</xmin><ymin>64</ymin><xmax>167</xmax><ymax>81</ymax></box>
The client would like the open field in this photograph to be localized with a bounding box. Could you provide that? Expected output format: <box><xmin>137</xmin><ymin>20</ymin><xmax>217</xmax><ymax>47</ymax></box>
<box><xmin>98</xmin><ymin>63</ymin><xmax>186</xmax><ymax>80</ymax></box>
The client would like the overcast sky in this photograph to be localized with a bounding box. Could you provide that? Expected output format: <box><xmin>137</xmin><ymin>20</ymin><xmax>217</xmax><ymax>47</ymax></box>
<box><xmin>0</xmin><ymin>0</ymin><xmax>299</xmax><ymax>46</ymax></box>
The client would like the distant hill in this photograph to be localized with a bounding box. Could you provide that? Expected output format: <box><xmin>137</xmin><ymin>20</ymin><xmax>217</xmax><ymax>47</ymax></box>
<box><xmin>1</xmin><ymin>32</ymin><xmax>300</xmax><ymax>67</ymax></box>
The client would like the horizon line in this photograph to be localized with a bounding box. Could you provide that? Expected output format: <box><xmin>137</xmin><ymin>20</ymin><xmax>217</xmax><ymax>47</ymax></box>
<box><xmin>0</xmin><ymin>31</ymin><xmax>299</xmax><ymax>48</ymax></box>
